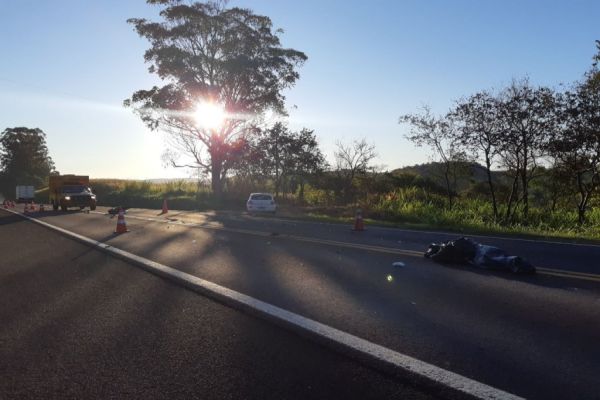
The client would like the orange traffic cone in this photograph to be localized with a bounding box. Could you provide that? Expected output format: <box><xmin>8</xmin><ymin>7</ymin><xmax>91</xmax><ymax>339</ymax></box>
<box><xmin>39</xmin><ymin>204</ymin><xmax>45</xmax><ymax>212</ymax></box>
<box><xmin>115</xmin><ymin>208</ymin><xmax>129</xmax><ymax>234</ymax></box>
<box><xmin>161</xmin><ymin>199</ymin><xmax>168</xmax><ymax>214</ymax></box>
<box><xmin>352</xmin><ymin>208</ymin><xmax>365</xmax><ymax>232</ymax></box>
<box><xmin>29</xmin><ymin>202</ymin><xmax>36</xmax><ymax>212</ymax></box>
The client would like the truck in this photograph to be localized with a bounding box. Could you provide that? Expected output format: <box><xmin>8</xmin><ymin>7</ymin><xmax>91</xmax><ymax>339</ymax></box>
<box><xmin>16</xmin><ymin>185</ymin><xmax>35</xmax><ymax>203</ymax></box>
<box><xmin>49</xmin><ymin>175</ymin><xmax>97</xmax><ymax>211</ymax></box>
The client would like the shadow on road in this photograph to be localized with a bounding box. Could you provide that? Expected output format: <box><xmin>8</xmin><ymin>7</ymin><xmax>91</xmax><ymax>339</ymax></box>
<box><xmin>70</xmin><ymin>232</ymin><xmax>122</xmax><ymax>261</ymax></box>
<box><xmin>0</xmin><ymin>212</ymin><xmax>25</xmax><ymax>226</ymax></box>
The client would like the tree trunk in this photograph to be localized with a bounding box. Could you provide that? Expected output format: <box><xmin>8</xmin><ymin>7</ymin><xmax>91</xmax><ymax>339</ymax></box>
<box><xmin>521</xmin><ymin>136</ymin><xmax>529</xmax><ymax>220</ymax></box>
<box><xmin>576</xmin><ymin>172</ymin><xmax>590</xmax><ymax>225</ymax></box>
<box><xmin>484</xmin><ymin>152</ymin><xmax>498</xmax><ymax>222</ymax></box>
<box><xmin>505</xmin><ymin>171</ymin><xmax>520</xmax><ymax>223</ymax></box>
<box><xmin>577</xmin><ymin>206</ymin><xmax>586</xmax><ymax>225</ymax></box>
<box><xmin>274</xmin><ymin>135</ymin><xmax>280</xmax><ymax>198</ymax></box>
<box><xmin>299</xmin><ymin>179</ymin><xmax>305</xmax><ymax>203</ymax></box>
<box><xmin>444</xmin><ymin>163</ymin><xmax>453</xmax><ymax>209</ymax></box>
<box><xmin>520</xmin><ymin>169</ymin><xmax>529</xmax><ymax>220</ymax></box>
<box><xmin>211</xmin><ymin>156</ymin><xmax>223</xmax><ymax>198</ymax></box>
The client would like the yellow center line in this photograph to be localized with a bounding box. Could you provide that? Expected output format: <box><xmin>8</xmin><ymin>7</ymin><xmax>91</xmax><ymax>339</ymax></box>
<box><xmin>535</xmin><ymin>267</ymin><xmax>600</xmax><ymax>279</ymax></box>
<box><xmin>114</xmin><ymin>212</ymin><xmax>600</xmax><ymax>284</ymax></box>
<box><xmin>536</xmin><ymin>271</ymin><xmax>600</xmax><ymax>283</ymax></box>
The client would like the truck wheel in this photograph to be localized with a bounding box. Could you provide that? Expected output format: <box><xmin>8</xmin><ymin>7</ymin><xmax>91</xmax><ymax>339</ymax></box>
<box><xmin>90</xmin><ymin>204</ymin><xmax>96</xmax><ymax>211</ymax></box>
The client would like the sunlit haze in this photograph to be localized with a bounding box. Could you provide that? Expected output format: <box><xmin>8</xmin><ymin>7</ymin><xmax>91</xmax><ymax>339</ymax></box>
<box><xmin>1</xmin><ymin>0</ymin><xmax>599</xmax><ymax>179</ymax></box>
<box><xmin>194</xmin><ymin>101</ymin><xmax>226</xmax><ymax>130</ymax></box>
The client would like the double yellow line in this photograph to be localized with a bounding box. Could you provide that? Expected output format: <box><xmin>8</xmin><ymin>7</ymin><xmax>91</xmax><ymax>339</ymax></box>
<box><xmin>535</xmin><ymin>267</ymin><xmax>600</xmax><ymax>283</ymax></box>
<box><xmin>109</xmin><ymin>212</ymin><xmax>600</xmax><ymax>284</ymax></box>
<box><xmin>295</xmin><ymin>236</ymin><xmax>600</xmax><ymax>283</ymax></box>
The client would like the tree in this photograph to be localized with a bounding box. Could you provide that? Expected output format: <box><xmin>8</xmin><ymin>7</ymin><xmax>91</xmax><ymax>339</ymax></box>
<box><xmin>333</xmin><ymin>138</ymin><xmax>377</xmax><ymax>203</ymax></box>
<box><xmin>0</xmin><ymin>127</ymin><xmax>55</xmax><ymax>196</ymax></box>
<box><xmin>496</xmin><ymin>79</ymin><xmax>558</xmax><ymax>221</ymax></box>
<box><xmin>548</xmin><ymin>62</ymin><xmax>600</xmax><ymax>224</ymax></box>
<box><xmin>288</xmin><ymin>128</ymin><xmax>326</xmax><ymax>202</ymax></box>
<box><xmin>592</xmin><ymin>40</ymin><xmax>600</xmax><ymax>85</ymax></box>
<box><xmin>399</xmin><ymin>107</ymin><xmax>467</xmax><ymax>209</ymax></box>
<box><xmin>255</xmin><ymin>122</ymin><xmax>292</xmax><ymax>197</ymax></box>
<box><xmin>248</xmin><ymin>123</ymin><xmax>325</xmax><ymax>199</ymax></box>
<box><xmin>451</xmin><ymin>91</ymin><xmax>502</xmax><ymax>221</ymax></box>
<box><xmin>125</xmin><ymin>0</ymin><xmax>307</xmax><ymax>197</ymax></box>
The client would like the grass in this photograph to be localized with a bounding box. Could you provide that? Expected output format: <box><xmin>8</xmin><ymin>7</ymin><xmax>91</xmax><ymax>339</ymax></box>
<box><xmin>300</xmin><ymin>187</ymin><xmax>600</xmax><ymax>242</ymax></box>
<box><xmin>303</xmin><ymin>212</ymin><xmax>600</xmax><ymax>242</ymax></box>
<box><xmin>32</xmin><ymin>179</ymin><xmax>600</xmax><ymax>242</ymax></box>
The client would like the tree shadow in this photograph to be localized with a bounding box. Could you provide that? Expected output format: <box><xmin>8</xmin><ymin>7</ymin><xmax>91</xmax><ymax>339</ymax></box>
<box><xmin>0</xmin><ymin>212</ymin><xmax>25</xmax><ymax>226</ymax></box>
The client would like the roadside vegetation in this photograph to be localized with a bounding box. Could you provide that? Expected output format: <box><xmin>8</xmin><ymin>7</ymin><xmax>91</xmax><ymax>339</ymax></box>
<box><xmin>46</xmin><ymin>167</ymin><xmax>598</xmax><ymax>241</ymax></box>
<box><xmin>1</xmin><ymin>1</ymin><xmax>599</xmax><ymax>241</ymax></box>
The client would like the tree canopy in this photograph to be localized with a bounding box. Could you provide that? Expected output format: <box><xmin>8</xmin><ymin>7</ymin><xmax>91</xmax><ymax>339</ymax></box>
<box><xmin>0</xmin><ymin>127</ymin><xmax>55</xmax><ymax>196</ymax></box>
<box><xmin>125</xmin><ymin>0</ymin><xmax>307</xmax><ymax>196</ymax></box>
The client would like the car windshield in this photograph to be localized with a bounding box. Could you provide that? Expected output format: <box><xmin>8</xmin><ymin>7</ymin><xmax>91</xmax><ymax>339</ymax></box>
<box><xmin>62</xmin><ymin>185</ymin><xmax>88</xmax><ymax>194</ymax></box>
<box><xmin>250</xmin><ymin>194</ymin><xmax>272</xmax><ymax>201</ymax></box>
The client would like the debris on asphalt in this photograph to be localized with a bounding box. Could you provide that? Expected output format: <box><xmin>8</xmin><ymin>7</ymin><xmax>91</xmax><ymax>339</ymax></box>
<box><xmin>424</xmin><ymin>237</ymin><xmax>536</xmax><ymax>274</ymax></box>
<box><xmin>392</xmin><ymin>261</ymin><xmax>406</xmax><ymax>268</ymax></box>
<box><xmin>108</xmin><ymin>207</ymin><xmax>128</xmax><ymax>215</ymax></box>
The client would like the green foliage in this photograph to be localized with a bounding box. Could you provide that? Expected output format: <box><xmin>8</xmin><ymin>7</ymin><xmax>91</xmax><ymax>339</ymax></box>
<box><xmin>235</xmin><ymin>123</ymin><xmax>325</xmax><ymax>199</ymax></box>
<box><xmin>86</xmin><ymin>179</ymin><xmax>251</xmax><ymax>210</ymax></box>
<box><xmin>126</xmin><ymin>0</ymin><xmax>307</xmax><ymax>195</ymax></box>
<box><xmin>0</xmin><ymin>127</ymin><xmax>56</xmax><ymax>197</ymax></box>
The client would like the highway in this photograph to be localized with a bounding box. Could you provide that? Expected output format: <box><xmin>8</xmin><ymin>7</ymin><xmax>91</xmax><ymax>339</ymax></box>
<box><xmin>0</xmin><ymin>209</ymin><xmax>433</xmax><ymax>400</ymax></box>
<box><xmin>2</xmin><ymin>206</ymin><xmax>600</xmax><ymax>399</ymax></box>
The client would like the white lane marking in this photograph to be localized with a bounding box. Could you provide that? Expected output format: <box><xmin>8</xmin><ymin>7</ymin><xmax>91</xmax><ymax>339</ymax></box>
<box><xmin>9</xmin><ymin>209</ymin><xmax>522</xmax><ymax>400</ymax></box>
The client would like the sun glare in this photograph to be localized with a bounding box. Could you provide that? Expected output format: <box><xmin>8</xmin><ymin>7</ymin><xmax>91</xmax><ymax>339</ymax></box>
<box><xmin>194</xmin><ymin>101</ymin><xmax>226</xmax><ymax>129</ymax></box>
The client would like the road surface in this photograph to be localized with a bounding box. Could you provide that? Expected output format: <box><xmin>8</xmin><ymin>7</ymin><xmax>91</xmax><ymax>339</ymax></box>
<box><xmin>3</xmin><ymin>206</ymin><xmax>600</xmax><ymax>399</ymax></box>
<box><xmin>0</xmin><ymin>209</ymin><xmax>433</xmax><ymax>400</ymax></box>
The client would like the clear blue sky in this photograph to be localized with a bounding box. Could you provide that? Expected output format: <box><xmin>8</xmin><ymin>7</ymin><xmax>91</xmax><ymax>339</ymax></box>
<box><xmin>1</xmin><ymin>0</ymin><xmax>598</xmax><ymax>179</ymax></box>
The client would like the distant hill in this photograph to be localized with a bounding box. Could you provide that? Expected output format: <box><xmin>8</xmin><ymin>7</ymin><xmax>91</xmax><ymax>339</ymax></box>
<box><xmin>391</xmin><ymin>162</ymin><xmax>506</xmax><ymax>192</ymax></box>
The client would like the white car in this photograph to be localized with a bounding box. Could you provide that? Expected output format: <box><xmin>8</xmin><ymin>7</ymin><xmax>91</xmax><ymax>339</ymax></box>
<box><xmin>246</xmin><ymin>193</ymin><xmax>277</xmax><ymax>213</ymax></box>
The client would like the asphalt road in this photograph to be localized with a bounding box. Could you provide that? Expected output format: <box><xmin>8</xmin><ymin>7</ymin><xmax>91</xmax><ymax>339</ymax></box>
<box><xmin>180</xmin><ymin>209</ymin><xmax>600</xmax><ymax>276</ymax></box>
<box><xmin>4</xmin><ymin>206</ymin><xmax>600</xmax><ymax>399</ymax></box>
<box><xmin>0</xmin><ymin>210</ymin><xmax>434</xmax><ymax>400</ymax></box>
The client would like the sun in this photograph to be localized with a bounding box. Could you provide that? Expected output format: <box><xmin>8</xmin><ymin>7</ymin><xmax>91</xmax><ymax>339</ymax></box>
<box><xmin>194</xmin><ymin>101</ymin><xmax>226</xmax><ymax>129</ymax></box>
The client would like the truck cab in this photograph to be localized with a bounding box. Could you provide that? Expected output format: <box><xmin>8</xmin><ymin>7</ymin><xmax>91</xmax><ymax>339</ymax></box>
<box><xmin>49</xmin><ymin>175</ymin><xmax>97</xmax><ymax>211</ymax></box>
